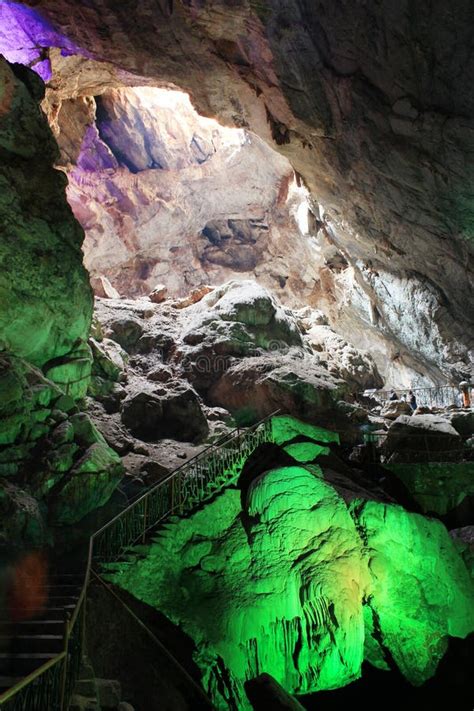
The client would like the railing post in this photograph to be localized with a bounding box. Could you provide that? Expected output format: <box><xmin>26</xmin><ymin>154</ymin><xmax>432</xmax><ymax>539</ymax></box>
<box><xmin>142</xmin><ymin>496</ymin><xmax>148</xmax><ymax>543</ymax></box>
<box><xmin>59</xmin><ymin>615</ymin><xmax>70</xmax><ymax>711</ymax></box>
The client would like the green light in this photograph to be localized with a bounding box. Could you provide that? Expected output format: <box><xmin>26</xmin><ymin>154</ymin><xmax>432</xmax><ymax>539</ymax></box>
<box><xmin>271</xmin><ymin>415</ymin><xmax>340</xmax><ymax>446</ymax></box>
<box><xmin>283</xmin><ymin>441</ymin><xmax>330</xmax><ymax>462</ymax></box>
<box><xmin>107</xmin><ymin>419</ymin><xmax>474</xmax><ymax>708</ymax></box>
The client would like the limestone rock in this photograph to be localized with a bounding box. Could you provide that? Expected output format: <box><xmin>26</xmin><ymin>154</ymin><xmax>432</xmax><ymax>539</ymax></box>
<box><xmin>104</xmin><ymin>317</ymin><xmax>145</xmax><ymax>353</ymax></box>
<box><xmin>380</xmin><ymin>400</ymin><xmax>414</xmax><ymax>420</ymax></box>
<box><xmin>90</xmin><ymin>276</ymin><xmax>121</xmax><ymax>300</ymax></box>
<box><xmin>89</xmin><ymin>337</ymin><xmax>128</xmax><ymax>382</ymax></box>
<box><xmin>386</xmin><ymin>462</ymin><xmax>474</xmax><ymax>518</ymax></box>
<box><xmin>383</xmin><ymin>414</ymin><xmax>463</xmax><ymax>465</ymax></box>
<box><xmin>448</xmin><ymin>411</ymin><xmax>474</xmax><ymax>439</ymax></box>
<box><xmin>306</xmin><ymin>322</ymin><xmax>383</xmax><ymax>392</ymax></box>
<box><xmin>172</xmin><ymin>285</ymin><xmax>215</xmax><ymax>309</ymax></box>
<box><xmin>149</xmin><ymin>284</ymin><xmax>168</xmax><ymax>304</ymax></box>
<box><xmin>177</xmin><ymin>281</ymin><xmax>305</xmax><ymax>390</ymax></box>
<box><xmin>0</xmin><ymin>58</ymin><xmax>92</xmax><ymax>379</ymax></box>
<box><xmin>121</xmin><ymin>387</ymin><xmax>208</xmax><ymax>443</ymax></box>
<box><xmin>48</xmin><ymin>442</ymin><xmax>124</xmax><ymax>525</ymax></box>
<box><xmin>209</xmin><ymin>353</ymin><xmax>346</xmax><ymax>425</ymax></box>
<box><xmin>354</xmin><ymin>500</ymin><xmax>474</xmax><ymax>685</ymax></box>
<box><xmin>0</xmin><ymin>480</ymin><xmax>47</xmax><ymax>547</ymax></box>
<box><xmin>108</xmin><ymin>424</ymin><xmax>474</xmax><ymax>708</ymax></box>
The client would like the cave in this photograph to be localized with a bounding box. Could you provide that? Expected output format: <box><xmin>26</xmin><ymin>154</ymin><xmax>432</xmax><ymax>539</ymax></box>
<box><xmin>0</xmin><ymin>2</ymin><xmax>473</xmax><ymax>710</ymax></box>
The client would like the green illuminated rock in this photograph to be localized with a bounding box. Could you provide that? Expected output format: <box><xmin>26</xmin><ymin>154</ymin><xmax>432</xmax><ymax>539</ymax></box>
<box><xmin>0</xmin><ymin>354</ymin><xmax>124</xmax><ymax>537</ymax></box>
<box><xmin>0</xmin><ymin>58</ymin><xmax>92</xmax><ymax>380</ymax></box>
<box><xmin>354</xmin><ymin>500</ymin><xmax>474</xmax><ymax>684</ymax></box>
<box><xmin>107</xmin><ymin>420</ymin><xmax>474</xmax><ymax>709</ymax></box>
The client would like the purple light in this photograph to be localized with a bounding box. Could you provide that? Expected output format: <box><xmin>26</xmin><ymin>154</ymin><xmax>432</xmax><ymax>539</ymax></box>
<box><xmin>0</xmin><ymin>2</ymin><xmax>86</xmax><ymax>81</ymax></box>
<box><xmin>76</xmin><ymin>124</ymin><xmax>118</xmax><ymax>172</ymax></box>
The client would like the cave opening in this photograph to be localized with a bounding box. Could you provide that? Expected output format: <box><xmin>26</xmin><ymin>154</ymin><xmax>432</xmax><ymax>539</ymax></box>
<box><xmin>0</xmin><ymin>2</ymin><xmax>473</xmax><ymax>710</ymax></box>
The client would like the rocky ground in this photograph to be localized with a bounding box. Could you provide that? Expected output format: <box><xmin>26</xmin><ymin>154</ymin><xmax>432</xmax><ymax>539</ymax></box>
<box><xmin>86</xmin><ymin>280</ymin><xmax>383</xmax><ymax>487</ymax></box>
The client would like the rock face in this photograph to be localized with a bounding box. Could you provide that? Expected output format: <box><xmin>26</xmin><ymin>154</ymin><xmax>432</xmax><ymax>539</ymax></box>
<box><xmin>0</xmin><ymin>58</ymin><xmax>121</xmax><ymax>540</ymax></box>
<box><xmin>2</xmin><ymin>1</ymin><xmax>473</xmax><ymax>385</ymax></box>
<box><xmin>92</xmin><ymin>281</ymin><xmax>379</xmax><ymax>436</ymax></box>
<box><xmin>58</xmin><ymin>87</ymin><xmax>317</xmax><ymax>308</ymax></box>
<box><xmin>0</xmin><ymin>355</ymin><xmax>124</xmax><ymax>543</ymax></box>
<box><xmin>0</xmin><ymin>58</ymin><xmax>92</xmax><ymax>382</ymax></box>
<box><xmin>108</xmin><ymin>417</ymin><xmax>474</xmax><ymax>709</ymax></box>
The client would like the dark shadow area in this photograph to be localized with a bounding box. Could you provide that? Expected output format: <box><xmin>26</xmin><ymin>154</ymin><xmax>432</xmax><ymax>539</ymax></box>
<box><xmin>86</xmin><ymin>581</ymin><xmax>212</xmax><ymax>711</ymax></box>
<box><xmin>299</xmin><ymin>634</ymin><xmax>474</xmax><ymax>710</ymax></box>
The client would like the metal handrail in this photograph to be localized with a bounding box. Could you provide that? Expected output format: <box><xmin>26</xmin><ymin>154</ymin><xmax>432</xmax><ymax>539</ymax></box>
<box><xmin>0</xmin><ymin>409</ymin><xmax>280</xmax><ymax>709</ymax></box>
<box><xmin>366</xmin><ymin>385</ymin><xmax>460</xmax><ymax>408</ymax></box>
<box><xmin>0</xmin><ymin>653</ymin><xmax>66</xmax><ymax>703</ymax></box>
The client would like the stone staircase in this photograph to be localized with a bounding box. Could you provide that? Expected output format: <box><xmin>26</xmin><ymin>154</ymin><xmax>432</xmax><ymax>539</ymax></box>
<box><xmin>0</xmin><ymin>572</ymin><xmax>83</xmax><ymax>696</ymax></box>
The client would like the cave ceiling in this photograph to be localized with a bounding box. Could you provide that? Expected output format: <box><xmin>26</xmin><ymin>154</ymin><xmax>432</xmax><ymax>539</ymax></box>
<box><xmin>1</xmin><ymin>0</ymin><xmax>473</xmax><ymax>383</ymax></box>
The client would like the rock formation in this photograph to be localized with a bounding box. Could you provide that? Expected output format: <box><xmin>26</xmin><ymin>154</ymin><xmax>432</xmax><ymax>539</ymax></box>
<box><xmin>90</xmin><ymin>281</ymin><xmax>382</xmax><ymax>448</ymax></box>
<box><xmin>1</xmin><ymin>1</ymin><xmax>472</xmax><ymax>385</ymax></box>
<box><xmin>0</xmin><ymin>58</ymin><xmax>122</xmax><ymax>544</ymax></box>
<box><xmin>108</xmin><ymin>416</ymin><xmax>474</xmax><ymax>709</ymax></box>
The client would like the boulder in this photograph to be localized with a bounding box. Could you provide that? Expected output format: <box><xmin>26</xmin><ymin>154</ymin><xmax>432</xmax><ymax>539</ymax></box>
<box><xmin>384</xmin><ymin>414</ymin><xmax>462</xmax><ymax>463</ymax></box>
<box><xmin>48</xmin><ymin>442</ymin><xmax>124</xmax><ymax>525</ymax></box>
<box><xmin>172</xmin><ymin>285</ymin><xmax>214</xmax><ymax>309</ymax></box>
<box><xmin>89</xmin><ymin>338</ymin><xmax>128</xmax><ymax>382</ymax></box>
<box><xmin>209</xmin><ymin>352</ymin><xmax>346</xmax><ymax>425</ymax></box>
<box><xmin>121</xmin><ymin>452</ymin><xmax>168</xmax><ymax>485</ymax></box>
<box><xmin>177</xmin><ymin>281</ymin><xmax>306</xmax><ymax>390</ymax></box>
<box><xmin>380</xmin><ymin>399</ymin><xmax>413</xmax><ymax>420</ymax></box>
<box><xmin>449</xmin><ymin>410</ymin><xmax>474</xmax><ymax>439</ymax></box>
<box><xmin>149</xmin><ymin>284</ymin><xmax>168</xmax><ymax>304</ymax></box>
<box><xmin>105</xmin><ymin>318</ymin><xmax>144</xmax><ymax>352</ymax></box>
<box><xmin>121</xmin><ymin>387</ymin><xmax>208</xmax><ymax>442</ymax></box>
<box><xmin>90</xmin><ymin>275</ymin><xmax>121</xmax><ymax>300</ymax></box>
<box><xmin>146</xmin><ymin>365</ymin><xmax>174</xmax><ymax>382</ymax></box>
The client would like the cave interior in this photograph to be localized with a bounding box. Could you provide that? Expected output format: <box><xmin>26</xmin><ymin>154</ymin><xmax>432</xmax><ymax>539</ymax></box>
<box><xmin>0</xmin><ymin>1</ymin><xmax>473</xmax><ymax>710</ymax></box>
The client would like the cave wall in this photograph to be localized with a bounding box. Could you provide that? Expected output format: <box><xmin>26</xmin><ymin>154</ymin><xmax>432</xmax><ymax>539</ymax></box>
<box><xmin>0</xmin><ymin>57</ymin><xmax>124</xmax><ymax>545</ymax></box>
<box><xmin>4</xmin><ymin>0</ymin><xmax>470</xmax><ymax>384</ymax></box>
<box><xmin>1</xmin><ymin>0</ymin><xmax>473</xmax><ymax>386</ymax></box>
<box><xmin>0</xmin><ymin>57</ymin><xmax>92</xmax><ymax>375</ymax></box>
<box><xmin>55</xmin><ymin>86</ymin><xmax>320</xmax><ymax>303</ymax></box>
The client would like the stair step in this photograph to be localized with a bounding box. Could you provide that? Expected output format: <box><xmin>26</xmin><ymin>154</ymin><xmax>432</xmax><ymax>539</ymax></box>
<box><xmin>0</xmin><ymin>605</ymin><xmax>76</xmax><ymax>621</ymax></box>
<box><xmin>0</xmin><ymin>652</ymin><xmax>57</xmax><ymax>675</ymax></box>
<box><xmin>3</xmin><ymin>619</ymin><xmax>65</xmax><ymax>628</ymax></box>
<box><xmin>0</xmin><ymin>635</ymin><xmax>64</xmax><ymax>653</ymax></box>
